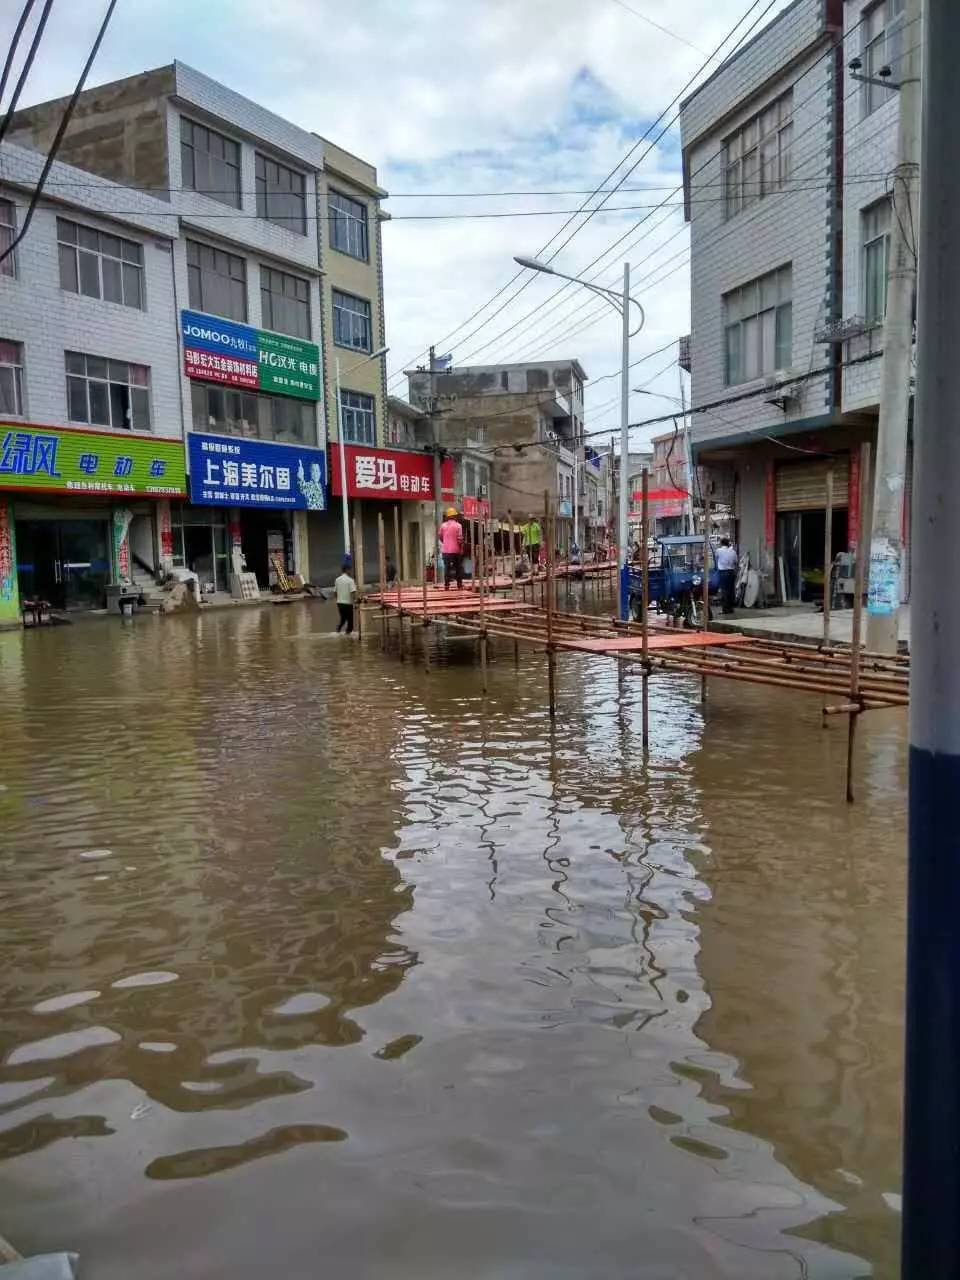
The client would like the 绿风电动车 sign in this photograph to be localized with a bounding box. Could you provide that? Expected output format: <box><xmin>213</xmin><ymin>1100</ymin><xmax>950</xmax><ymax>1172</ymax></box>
<box><xmin>0</xmin><ymin>422</ymin><xmax>186</xmax><ymax>496</ymax></box>
<box><xmin>181</xmin><ymin>310</ymin><xmax>321</xmax><ymax>401</ymax></box>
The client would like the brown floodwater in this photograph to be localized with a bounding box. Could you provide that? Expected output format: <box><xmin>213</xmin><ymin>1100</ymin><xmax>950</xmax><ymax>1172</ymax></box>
<box><xmin>0</xmin><ymin>599</ymin><xmax>905</xmax><ymax>1278</ymax></box>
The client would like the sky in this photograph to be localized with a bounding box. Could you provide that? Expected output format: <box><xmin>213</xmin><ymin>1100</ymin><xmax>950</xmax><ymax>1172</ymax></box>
<box><xmin>5</xmin><ymin>0</ymin><xmax>793</xmax><ymax>450</ymax></box>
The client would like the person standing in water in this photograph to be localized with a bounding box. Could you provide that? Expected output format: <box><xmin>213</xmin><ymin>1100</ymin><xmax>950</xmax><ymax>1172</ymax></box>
<box><xmin>439</xmin><ymin>508</ymin><xmax>464</xmax><ymax>590</ymax></box>
<box><xmin>334</xmin><ymin>563</ymin><xmax>357</xmax><ymax>634</ymax></box>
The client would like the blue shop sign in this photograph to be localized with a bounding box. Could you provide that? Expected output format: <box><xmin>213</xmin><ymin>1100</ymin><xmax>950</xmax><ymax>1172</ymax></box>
<box><xmin>188</xmin><ymin>433</ymin><xmax>327</xmax><ymax>511</ymax></box>
<box><xmin>181</xmin><ymin>310</ymin><xmax>258</xmax><ymax>362</ymax></box>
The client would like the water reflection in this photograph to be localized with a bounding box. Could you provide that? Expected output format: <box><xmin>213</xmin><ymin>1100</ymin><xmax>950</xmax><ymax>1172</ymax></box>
<box><xmin>0</xmin><ymin>604</ymin><xmax>903</xmax><ymax>1278</ymax></box>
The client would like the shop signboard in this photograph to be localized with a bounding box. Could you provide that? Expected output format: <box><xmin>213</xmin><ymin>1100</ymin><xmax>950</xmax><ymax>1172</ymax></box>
<box><xmin>188</xmin><ymin>433</ymin><xmax>327</xmax><ymax>510</ymax></box>
<box><xmin>462</xmin><ymin>496</ymin><xmax>490</xmax><ymax>518</ymax></box>
<box><xmin>559</xmin><ymin>499</ymin><xmax>573</xmax><ymax>518</ymax></box>
<box><xmin>181</xmin><ymin>310</ymin><xmax>320</xmax><ymax>401</ymax></box>
<box><xmin>330</xmin><ymin>445</ymin><xmax>454</xmax><ymax>501</ymax></box>
<box><xmin>0</xmin><ymin>421</ymin><xmax>186</xmax><ymax>496</ymax></box>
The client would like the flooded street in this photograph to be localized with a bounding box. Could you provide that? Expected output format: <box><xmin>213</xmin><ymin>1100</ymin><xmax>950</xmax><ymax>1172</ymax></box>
<box><xmin>0</xmin><ymin>600</ymin><xmax>904</xmax><ymax>1279</ymax></box>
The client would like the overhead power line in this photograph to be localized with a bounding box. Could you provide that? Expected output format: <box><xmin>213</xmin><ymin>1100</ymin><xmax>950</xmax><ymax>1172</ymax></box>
<box><xmin>0</xmin><ymin>0</ymin><xmax>54</xmax><ymax>148</ymax></box>
<box><xmin>0</xmin><ymin>0</ymin><xmax>119</xmax><ymax>269</ymax></box>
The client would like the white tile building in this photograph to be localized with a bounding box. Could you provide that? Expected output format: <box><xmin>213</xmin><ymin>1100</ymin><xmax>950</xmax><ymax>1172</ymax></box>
<box><xmin>679</xmin><ymin>0</ymin><xmax>902</xmax><ymax>602</ymax></box>
<box><xmin>0</xmin><ymin>141</ymin><xmax>183</xmax><ymax>622</ymax></box>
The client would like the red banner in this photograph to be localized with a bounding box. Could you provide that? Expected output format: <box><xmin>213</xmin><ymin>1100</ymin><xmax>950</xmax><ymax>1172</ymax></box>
<box><xmin>848</xmin><ymin>447</ymin><xmax>861</xmax><ymax>550</ymax></box>
<box><xmin>330</xmin><ymin>446</ymin><xmax>454</xmax><ymax>501</ymax></box>
<box><xmin>631</xmin><ymin>487</ymin><xmax>687</xmax><ymax>502</ymax></box>
<box><xmin>764</xmin><ymin>460</ymin><xmax>776</xmax><ymax>549</ymax></box>
<box><xmin>462</xmin><ymin>495</ymin><xmax>490</xmax><ymax>518</ymax></box>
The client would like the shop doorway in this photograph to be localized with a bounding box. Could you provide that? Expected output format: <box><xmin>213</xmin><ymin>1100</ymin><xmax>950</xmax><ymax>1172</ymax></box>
<box><xmin>171</xmin><ymin>506</ymin><xmax>230</xmax><ymax>592</ymax></box>
<box><xmin>240</xmin><ymin>510</ymin><xmax>290</xmax><ymax>588</ymax></box>
<box><xmin>16</xmin><ymin>518</ymin><xmax>111</xmax><ymax>610</ymax></box>
<box><xmin>776</xmin><ymin>508</ymin><xmax>847</xmax><ymax>603</ymax></box>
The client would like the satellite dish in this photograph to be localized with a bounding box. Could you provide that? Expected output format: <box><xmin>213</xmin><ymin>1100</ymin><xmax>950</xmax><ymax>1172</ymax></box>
<box><xmin>743</xmin><ymin>569</ymin><xmax>760</xmax><ymax>609</ymax></box>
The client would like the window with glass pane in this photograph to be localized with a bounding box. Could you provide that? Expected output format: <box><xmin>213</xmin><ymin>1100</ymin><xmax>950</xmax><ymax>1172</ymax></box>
<box><xmin>722</xmin><ymin>90</ymin><xmax>793</xmax><ymax>219</ymax></box>
<box><xmin>723</xmin><ymin>265</ymin><xmax>792</xmax><ymax>385</ymax></box>
<box><xmin>65</xmin><ymin>351</ymin><xmax>150</xmax><ymax>430</ymax></box>
<box><xmin>255</xmin><ymin>154</ymin><xmax>307</xmax><ymax>234</ymax></box>
<box><xmin>0</xmin><ymin>199</ymin><xmax>15</xmax><ymax>277</ymax></box>
<box><xmin>340</xmin><ymin>389</ymin><xmax>376</xmax><ymax>444</ymax></box>
<box><xmin>328</xmin><ymin>189</ymin><xmax>368</xmax><ymax>259</ymax></box>
<box><xmin>332</xmin><ymin>289</ymin><xmax>372</xmax><ymax>351</ymax></box>
<box><xmin>862</xmin><ymin>0</ymin><xmax>904</xmax><ymax>116</ymax></box>
<box><xmin>863</xmin><ymin>198</ymin><xmax>892</xmax><ymax>323</ymax></box>
<box><xmin>57</xmin><ymin>219</ymin><xmax>144</xmax><ymax>308</ymax></box>
<box><xmin>0</xmin><ymin>340</ymin><xmax>24</xmax><ymax>415</ymax></box>
<box><xmin>186</xmin><ymin>239</ymin><xmax>247</xmax><ymax>321</ymax></box>
<box><xmin>191</xmin><ymin>382</ymin><xmax>314</xmax><ymax>445</ymax></box>
<box><xmin>260</xmin><ymin>266</ymin><xmax>310</xmax><ymax>338</ymax></box>
<box><xmin>180</xmin><ymin>118</ymin><xmax>241</xmax><ymax>208</ymax></box>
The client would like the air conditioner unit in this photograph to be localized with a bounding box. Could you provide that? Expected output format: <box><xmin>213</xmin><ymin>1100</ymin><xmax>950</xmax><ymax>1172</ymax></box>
<box><xmin>764</xmin><ymin>369</ymin><xmax>796</xmax><ymax>389</ymax></box>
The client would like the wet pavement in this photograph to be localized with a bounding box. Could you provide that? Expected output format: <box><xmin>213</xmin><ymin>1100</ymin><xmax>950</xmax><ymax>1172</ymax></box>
<box><xmin>0</xmin><ymin>599</ymin><xmax>905</xmax><ymax>1278</ymax></box>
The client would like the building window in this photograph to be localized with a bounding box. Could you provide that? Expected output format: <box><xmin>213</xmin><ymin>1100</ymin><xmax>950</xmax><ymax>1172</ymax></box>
<box><xmin>186</xmin><ymin>239</ymin><xmax>247</xmax><ymax>322</ymax></box>
<box><xmin>57</xmin><ymin>218</ymin><xmax>144</xmax><ymax>309</ymax></box>
<box><xmin>0</xmin><ymin>199</ymin><xmax>15</xmax><ymax>277</ymax></box>
<box><xmin>0</xmin><ymin>341</ymin><xmax>24</xmax><ymax>415</ymax></box>
<box><xmin>255</xmin><ymin>154</ymin><xmax>306</xmax><ymax>234</ymax></box>
<box><xmin>66</xmin><ymin>352</ymin><xmax>150</xmax><ymax>430</ymax></box>
<box><xmin>332</xmin><ymin>289</ymin><xmax>372</xmax><ymax>352</ymax></box>
<box><xmin>862</xmin><ymin>0</ymin><xmax>904</xmax><ymax>118</ymax></box>
<box><xmin>723</xmin><ymin>91</ymin><xmax>793</xmax><ymax>219</ymax></box>
<box><xmin>191</xmin><ymin>382</ymin><xmax>315</xmax><ymax>445</ymax></box>
<box><xmin>180</xmin><ymin>118</ymin><xmax>241</xmax><ymax>208</ymax></box>
<box><xmin>339</xmin><ymin>389</ymin><xmax>376</xmax><ymax>444</ymax></box>
<box><xmin>723</xmin><ymin>265</ymin><xmax>792</xmax><ymax>385</ymax></box>
<box><xmin>328</xmin><ymin>189</ymin><xmax>368</xmax><ymax>259</ymax></box>
<box><xmin>260</xmin><ymin>266</ymin><xmax>310</xmax><ymax>339</ymax></box>
<box><xmin>863</xmin><ymin>198</ymin><xmax>892</xmax><ymax>325</ymax></box>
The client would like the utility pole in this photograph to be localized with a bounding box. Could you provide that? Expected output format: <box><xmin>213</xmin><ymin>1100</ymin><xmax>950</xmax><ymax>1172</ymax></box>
<box><xmin>865</xmin><ymin>0</ymin><xmax>922</xmax><ymax>653</ymax></box>
<box><xmin>901</xmin><ymin>3</ymin><xmax>960</xmax><ymax>1273</ymax></box>
<box><xmin>617</xmin><ymin>263</ymin><xmax>631</xmax><ymax>620</ymax></box>
<box><xmin>679</xmin><ymin>371</ymin><xmax>695</xmax><ymax>536</ymax></box>
<box><xmin>429</xmin><ymin>345</ymin><xmax>442</xmax><ymax>576</ymax></box>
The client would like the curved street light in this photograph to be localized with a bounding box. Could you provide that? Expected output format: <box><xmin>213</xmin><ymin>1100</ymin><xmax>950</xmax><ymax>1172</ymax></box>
<box><xmin>514</xmin><ymin>256</ymin><xmax>645</xmax><ymax>618</ymax></box>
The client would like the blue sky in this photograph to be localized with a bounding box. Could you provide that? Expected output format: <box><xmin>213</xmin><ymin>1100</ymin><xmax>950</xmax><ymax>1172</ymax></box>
<box><xmin>5</xmin><ymin>0</ymin><xmax>792</xmax><ymax>446</ymax></box>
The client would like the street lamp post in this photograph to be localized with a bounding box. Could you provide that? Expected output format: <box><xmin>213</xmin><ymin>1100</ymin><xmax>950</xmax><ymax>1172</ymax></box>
<box><xmin>336</xmin><ymin>346</ymin><xmax>389</xmax><ymax>561</ymax></box>
<box><xmin>515</xmin><ymin>256</ymin><xmax>644</xmax><ymax>619</ymax></box>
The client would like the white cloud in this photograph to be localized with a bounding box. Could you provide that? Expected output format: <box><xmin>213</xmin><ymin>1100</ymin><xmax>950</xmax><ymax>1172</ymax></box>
<box><xmin>5</xmin><ymin>0</ymin><xmax>793</xmax><ymax>447</ymax></box>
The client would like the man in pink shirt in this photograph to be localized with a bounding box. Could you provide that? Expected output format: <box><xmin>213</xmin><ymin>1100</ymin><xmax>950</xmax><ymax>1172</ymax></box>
<box><xmin>439</xmin><ymin>508</ymin><xmax>465</xmax><ymax>590</ymax></box>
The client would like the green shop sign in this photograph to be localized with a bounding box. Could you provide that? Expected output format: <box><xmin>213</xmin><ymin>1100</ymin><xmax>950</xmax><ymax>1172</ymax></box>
<box><xmin>0</xmin><ymin>422</ymin><xmax>186</xmax><ymax>497</ymax></box>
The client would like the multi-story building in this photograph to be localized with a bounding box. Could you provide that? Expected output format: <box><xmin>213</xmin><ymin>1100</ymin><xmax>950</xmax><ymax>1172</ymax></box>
<box><xmin>679</xmin><ymin>0</ymin><xmax>903</xmax><ymax>602</ymax></box>
<box><xmin>405</xmin><ymin>358</ymin><xmax>587</xmax><ymax>548</ymax></box>
<box><xmin>11</xmin><ymin>62</ymin><xmax>393</xmax><ymax>590</ymax></box>
<box><xmin>0</xmin><ymin>141</ymin><xmax>185</xmax><ymax>624</ymax></box>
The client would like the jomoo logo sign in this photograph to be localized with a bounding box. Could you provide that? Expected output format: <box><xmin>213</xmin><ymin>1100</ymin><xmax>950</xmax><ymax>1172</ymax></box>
<box><xmin>182</xmin><ymin>316</ymin><xmax>257</xmax><ymax>359</ymax></box>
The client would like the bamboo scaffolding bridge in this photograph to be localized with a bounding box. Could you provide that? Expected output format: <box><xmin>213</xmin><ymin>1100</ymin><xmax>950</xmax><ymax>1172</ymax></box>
<box><xmin>363</xmin><ymin>453</ymin><xmax>908</xmax><ymax>801</ymax></box>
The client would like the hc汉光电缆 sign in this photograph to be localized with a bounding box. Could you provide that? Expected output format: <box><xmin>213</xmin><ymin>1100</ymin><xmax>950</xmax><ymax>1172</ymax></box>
<box><xmin>188</xmin><ymin>433</ymin><xmax>327</xmax><ymax>510</ymax></box>
<box><xmin>0</xmin><ymin>422</ymin><xmax>186</xmax><ymax>496</ymax></box>
<box><xmin>181</xmin><ymin>310</ymin><xmax>321</xmax><ymax>401</ymax></box>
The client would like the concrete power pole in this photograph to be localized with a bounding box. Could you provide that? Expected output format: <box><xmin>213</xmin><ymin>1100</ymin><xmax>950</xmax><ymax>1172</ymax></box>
<box><xmin>429</xmin><ymin>345</ymin><xmax>442</xmax><ymax>573</ymax></box>
<box><xmin>902</xmin><ymin>4</ymin><xmax>960</xmax><ymax>1272</ymax></box>
<box><xmin>865</xmin><ymin>0</ymin><xmax>922</xmax><ymax>653</ymax></box>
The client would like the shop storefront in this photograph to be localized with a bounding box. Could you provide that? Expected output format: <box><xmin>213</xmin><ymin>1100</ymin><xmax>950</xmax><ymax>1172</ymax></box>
<box><xmin>0</xmin><ymin>422</ymin><xmax>186</xmax><ymax>622</ymax></box>
<box><xmin>327</xmin><ymin>444</ymin><xmax>454</xmax><ymax>585</ymax></box>
<box><xmin>180</xmin><ymin>309</ymin><xmax>325</xmax><ymax>590</ymax></box>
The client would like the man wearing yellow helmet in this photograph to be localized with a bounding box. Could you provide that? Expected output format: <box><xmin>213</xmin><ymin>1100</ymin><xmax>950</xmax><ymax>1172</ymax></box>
<box><xmin>439</xmin><ymin>508</ymin><xmax>465</xmax><ymax>590</ymax></box>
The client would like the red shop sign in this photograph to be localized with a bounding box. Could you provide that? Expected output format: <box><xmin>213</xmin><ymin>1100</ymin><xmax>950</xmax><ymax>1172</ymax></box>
<box><xmin>331</xmin><ymin>445</ymin><xmax>454</xmax><ymax>501</ymax></box>
<box><xmin>462</xmin><ymin>495</ymin><xmax>490</xmax><ymax>518</ymax></box>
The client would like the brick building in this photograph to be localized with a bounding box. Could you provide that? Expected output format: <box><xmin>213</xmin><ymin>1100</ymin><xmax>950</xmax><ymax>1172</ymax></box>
<box><xmin>679</xmin><ymin>0</ymin><xmax>903</xmax><ymax>603</ymax></box>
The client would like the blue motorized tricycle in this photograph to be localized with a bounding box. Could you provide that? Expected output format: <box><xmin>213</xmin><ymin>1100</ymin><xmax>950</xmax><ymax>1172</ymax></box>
<box><xmin>627</xmin><ymin>535</ymin><xmax>719</xmax><ymax>627</ymax></box>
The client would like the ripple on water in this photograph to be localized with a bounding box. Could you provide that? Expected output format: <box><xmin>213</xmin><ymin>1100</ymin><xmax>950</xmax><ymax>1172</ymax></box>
<box><xmin>79</xmin><ymin>849</ymin><xmax>112</xmax><ymax>860</ymax></box>
<box><xmin>6</xmin><ymin>1026</ymin><xmax>121</xmax><ymax>1066</ymax></box>
<box><xmin>271</xmin><ymin>992</ymin><xmax>329</xmax><ymax>1016</ymax></box>
<box><xmin>112</xmin><ymin>971</ymin><xmax>179</xmax><ymax>990</ymax></box>
<box><xmin>31</xmin><ymin>990</ymin><xmax>100</xmax><ymax>1014</ymax></box>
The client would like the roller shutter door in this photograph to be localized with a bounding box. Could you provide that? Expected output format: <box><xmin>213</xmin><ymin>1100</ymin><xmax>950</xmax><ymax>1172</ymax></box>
<box><xmin>775</xmin><ymin>457</ymin><xmax>849</xmax><ymax>511</ymax></box>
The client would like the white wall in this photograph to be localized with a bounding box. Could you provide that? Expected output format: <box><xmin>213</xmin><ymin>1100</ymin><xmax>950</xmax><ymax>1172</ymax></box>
<box><xmin>680</xmin><ymin>0</ymin><xmax>836</xmax><ymax>448</ymax></box>
<box><xmin>0</xmin><ymin>153</ymin><xmax>182</xmax><ymax>438</ymax></box>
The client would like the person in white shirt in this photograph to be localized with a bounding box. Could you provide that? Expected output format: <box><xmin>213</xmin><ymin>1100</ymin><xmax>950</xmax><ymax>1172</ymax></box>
<box><xmin>334</xmin><ymin>565</ymin><xmax>358</xmax><ymax>635</ymax></box>
<box><xmin>715</xmin><ymin>538</ymin><xmax>738</xmax><ymax>614</ymax></box>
